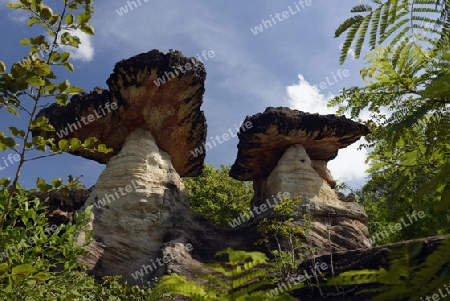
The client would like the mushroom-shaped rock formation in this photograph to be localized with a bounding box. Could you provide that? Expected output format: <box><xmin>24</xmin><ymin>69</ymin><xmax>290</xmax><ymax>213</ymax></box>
<box><xmin>33</xmin><ymin>49</ymin><xmax>207</xmax><ymax>283</ymax></box>
<box><xmin>230</xmin><ymin>107</ymin><xmax>372</xmax><ymax>253</ymax></box>
<box><xmin>35</xmin><ymin>49</ymin><xmax>207</xmax><ymax>177</ymax></box>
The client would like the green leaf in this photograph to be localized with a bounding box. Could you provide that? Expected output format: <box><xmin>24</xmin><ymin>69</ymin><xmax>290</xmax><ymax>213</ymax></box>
<box><xmin>65</xmin><ymin>13</ymin><xmax>74</xmax><ymax>25</ymax></box>
<box><xmin>31</xmin><ymin>272</ymin><xmax>50</xmax><ymax>281</ymax></box>
<box><xmin>57</xmin><ymin>80</ymin><xmax>70</xmax><ymax>93</ymax></box>
<box><xmin>60</xmin><ymin>52</ymin><xmax>70</xmax><ymax>62</ymax></box>
<box><xmin>69</xmin><ymin>138</ymin><xmax>82</xmax><ymax>149</ymax></box>
<box><xmin>52</xmin><ymin>178</ymin><xmax>62</xmax><ymax>188</ymax></box>
<box><xmin>0</xmin><ymin>178</ymin><xmax>11</xmax><ymax>187</ymax></box>
<box><xmin>12</xmin><ymin>264</ymin><xmax>36</xmax><ymax>276</ymax></box>
<box><xmin>39</xmin><ymin>5</ymin><xmax>53</xmax><ymax>20</ymax></box>
<box><xmin>82</xmin><ymin>137</ymin><xmax>97</xmax><ymax>148</ymax></box>
<box><xmin>9</xmin><ymin>127</ymin><xmax>19</xmax><ymax>137</ymax></box>
<box><xmin>7</xmin><ymin>107</ymin><xmax>19</xmax><ymax>117</ymax></box>
<box><xmin>63</xmin><ymin>62</ymin><xmax>74</xmax><ymax>72</ymax></box>
<box><xmin>55</xmin><ymin>94</ymin><xmax>69</xmax><ymax>105</ymax></box>
<box><xmin>40</xmin><ymin>124</ymin><xmax>55</xmax><ymax>132</ymax></box>
<box><xmin>77</xmin><ymin>11</ymin><xmax>91</xmax><ymax>24</ymax></box>
<box><xmin>33</xmin><ymin>62</ymin><xmax>51</xmax><ymax>76</ymax></box>
<box><xmin>49</xmin><ymin>15</ymin><xmax>59</xmax><ymax>26</ymax></box>
<box><xmin>36</xmin><ymin>177</ymin><xmax>52</xmax><ymax>193</ymax></box>
<box><xmin>0</xmin><ymin>263</ymin><xmax>8</xmax><ymax>275</ymax></box>
<box><xmin>80</xmin><ymin>24</ymin><xmax>94</xmax><ymax>35</ymax></box>
<box><xmin>7</xmin><ymin>3</ymin><xmax>22</xmax><ymax>9</ymax></box>
<box><xmin>26</xmin><ymin>76</ymin><xmax>45</xmax><ymax>86</ymax></box>
<box><xmin>97</xmin><ymin>144</ymin><xmax>113</xmax><ymax>153</ymax></box>
<box><xmin>50</xmin><ymin>52</ymin><xmax>61</xmax><ymax>63</ymax></box>
<box><xmin>0</xmin><ymin>61</ymin><xmax>5</xmax><ymax>73</ymax></box>
<box><xmin>3</xmin><ymin>137</ymin><xmax>16</xmax><ymax>149</ymax></box>
<box><xmin>58</xmin><ymin>139</ymin><xmax>69</xmax><ymax>151</ymax></box>
<box><xmin>27</xmin><ymin>16</ymin><xmax>41</xmax><ymax>27</ymax></box>
<box><xmin>66</xmin><ymin>86</ymin><xmax>83</xmax><ymax>94</ymax></box>
<box><xmin>34</xmin><ymin>115</ymin><xmax>47</xmax><ymax>127</ymax></box>
<box><xmin>20</xmin><ymin>38</ymin><xmax>31</xmax><ymax>46</ymax></box>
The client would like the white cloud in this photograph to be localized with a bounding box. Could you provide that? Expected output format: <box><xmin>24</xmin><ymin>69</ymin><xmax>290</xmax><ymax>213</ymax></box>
<box><xmin>286</xmin><ymin>74</ymin><xmax>369</xmax><ymax>186</ymax></box>
<box><xmin>286</xmin><ymin>74</ymin><xmax>335</xmax><ymax>114</ymax></box>
<box><xmin>61</xmin><ymin>30</ymin><xmax>94</xmax><ymax>62</ymax></box>
<box><xmin>0</xmin><ymin>0</ymin><xmax>29</xmax><ymax>23</ymax></box>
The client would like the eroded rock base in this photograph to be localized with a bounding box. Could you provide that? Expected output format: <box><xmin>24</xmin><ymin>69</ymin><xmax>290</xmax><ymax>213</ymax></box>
<box><xmin>77</xmin><ymin>128</ymin><xmax>190</xmax><ymax>283</ymax></box>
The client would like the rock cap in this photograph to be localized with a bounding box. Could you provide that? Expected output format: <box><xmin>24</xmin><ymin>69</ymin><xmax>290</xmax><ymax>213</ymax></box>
<box><xmin>230</xmin><ymin>107</ymin><xmax>369</xmax><ymax>180</ymax></box>
<box><xmin>34</xmin><ymin>49</ymin><xmax>207</xmax><ymax>177</ymax></box>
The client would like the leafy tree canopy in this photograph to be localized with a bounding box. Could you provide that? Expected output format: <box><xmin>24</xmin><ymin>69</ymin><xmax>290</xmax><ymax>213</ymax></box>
<box><xmin>183</xmin><ymin>164</ymin><xmax>253</xmax><ymax>227</ymax></box>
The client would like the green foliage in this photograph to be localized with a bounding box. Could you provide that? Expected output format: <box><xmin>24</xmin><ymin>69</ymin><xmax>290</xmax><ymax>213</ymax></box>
<box><xmin>336</xmin><ymin>0</ymin><xmax>446</xmax><ymax>64</ymax></box>
<box><xmin>0</xmin><ymin>0</ymin><xmax>113</xmax><ymax>230</ymax></box>
<box><xmin>328</xmin><ymin>236</ymin><xmax>450</xmax><ymax>300</ymax></box>
<box><xmin>150</xmin><ymin>248</ymin><xmax>300</xmax><ymax>300</ymax></box>
<box><xmin>0</xmin><ymin>186</ymin><xmax>94</xmax><ymax>300</ymax></box>
<box><xmin>183</xmin><ymin>164</ymin><xmax>254</xmax><ymax>226</ymax></box>
<box><xmin>86</xmin><ymin>275</ymin><xmax>156</xmax><ymax>301</ymax></box>
<box><xmin>257</xmin><ymin>197</ymin><xmax>313</xmax><ymax>279</ymax></box>
<box><xmin>330</xmin><ymin>2</ymin><xmax>450</xmax><ymax>240</ymax></box>
<box><xmin>0</xmin><ymin>1</ymin><xmax>154</xmax><ymax>300</ymax></box>
<box><xmin>328</xmin><ymin>1</ymin><xmax>450</xmax><ymax>298</ymax></box>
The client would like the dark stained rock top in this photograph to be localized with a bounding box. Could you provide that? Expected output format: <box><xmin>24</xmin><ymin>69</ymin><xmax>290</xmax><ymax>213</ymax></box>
<box><xmin>229</xmin><ymin>107</ymin><xmax>370</xmax><ymax>180</ymax></box>
<box><xmin>34</xmin><ymin>49</ymin><xmax>207</xmax><ymax>177</ymax></box>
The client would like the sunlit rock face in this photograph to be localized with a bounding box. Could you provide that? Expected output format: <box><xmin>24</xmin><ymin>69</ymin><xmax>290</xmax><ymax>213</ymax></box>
<box><xmin>77</xmin><ymin>128</ymin><xmax>189</xmax><ymax>283</ymax></box>
<box><xmin>33</xmin><ymin>49</ymin><xmax>207</xmax><ymax>177</ymax></box>
<box><xmin>230</xmin><ymin>107</ymin><xmax>371</xmax><ymax>253</ymax></box>
<box><xmin>261</xmin><ymin>144</ymin><xmax>371</xmax><ymax>253</ymax></box>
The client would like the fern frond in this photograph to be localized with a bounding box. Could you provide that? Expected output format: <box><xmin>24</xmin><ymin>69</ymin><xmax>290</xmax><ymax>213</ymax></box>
<box><xmin>382</xmin><ymin>18</ymin><xmax>410</xmax><ymax>45</ymax></box>
<box><xmin>370</xmin><ymin>8</ymin><xmax>382</xmax><ymax>48</ymax></box>
<box><xmin>391</xmin><ymin>36</ymin><xmax>413</xmax><ymax>67</ymax></box>
<box><xmin>231</xmin><ymin>269</ymin><xmax>266</xmax><ymax>288</ymax></box>
<box><xmin>328</xmin><ymin>269</ymin><xmax>389</xmax><ymax>285</ymax></box>
<box><xmin>196</xmin><ymin>272</ymin><xmax>231</xmax><ymax>292</ymax></box>
<box><xmin>380</xmin><ymin>0</ymin><xmax>393</xmax><ymax>36</ymax></box>
<box><xmin>356</xmin><ymin>17</ymin><xmax>372</xmax><ymax>56</ymax></box>
<box><xmin>351</xmin><ymin>4</ymin><xmax>373</xmax><ymax>12</ymax></box>
<box><xmin>335</xmin><ymin>15</ymin><xmax>365</xmax><ymax>37</ymax></box>
<box><xmin>343</xmin><ymin>22</ymin><xmax>364</xmax><ymax>62</ymax></box>
<box><xmin>150</xmin><ymin>274</ymin><xmax>209</xmax><ymax>301</ymax></box>
<box><xmin>388</xmin><ymin>0</ymin><xmax>400</xmax><ymax>24</ymax></box>
<box><xmin>411</xmin><ymin>236</ymin><xmax>450</xmax><ymax>295</ymax></box>
<box><xmin>337</xmin><ymin>0</ymin><xmax>446</xmax><ymax>63</ymax></box>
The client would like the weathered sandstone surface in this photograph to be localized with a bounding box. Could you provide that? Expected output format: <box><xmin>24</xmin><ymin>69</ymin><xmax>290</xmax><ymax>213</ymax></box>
<box><xmin>33</xmin><ymin>49</ymin><xmax>207</xmax><ymax>177</ymax></box>
<box><xmin>231</xmin><ymin>107</ymin><xmax>371</xmax><ymax>253</ymax></box>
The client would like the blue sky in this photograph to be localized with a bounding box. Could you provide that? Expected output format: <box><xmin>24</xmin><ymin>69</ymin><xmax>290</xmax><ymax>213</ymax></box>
<box><xmin>0</xmin><ymin>0</ymin><xmax>371</xmax><ymax>190</ymax></box>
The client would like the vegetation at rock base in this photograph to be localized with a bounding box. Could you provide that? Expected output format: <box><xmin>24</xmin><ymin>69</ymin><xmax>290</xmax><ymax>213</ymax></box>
<box><xmin>256</xmin><ymin>197</ymin><xmax>313</xmax><ymax>280</ymax></box>
<box><xmin>0</xmin><ymin>0</ymin><xmax>449</xmax><ymax>300</ymax></box>
<box><xmin>150</xmin><ymin>248</ymin><xmax>302</xmax><ymax>301</ymax></box>
<box><xmin>0</xmin><ymin>1</ymin><xmax>157</xmax><ymax>299</ymax></box>
<box><xmin>182</xmin><ymin>164</ymin><xmax>254</xmax><ymax>227</ymax></box>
